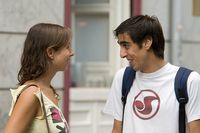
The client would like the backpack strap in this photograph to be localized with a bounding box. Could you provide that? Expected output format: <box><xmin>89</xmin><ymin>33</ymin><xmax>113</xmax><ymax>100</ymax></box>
<box><xmin>121</xmin><ymin>66</ymin><xmax>136</xmax><ymax>132</ymax></box>
<box><xmin>174</xmin><ymin>67</ymin><xmax>192</xmax><ymax>133</ymax></box>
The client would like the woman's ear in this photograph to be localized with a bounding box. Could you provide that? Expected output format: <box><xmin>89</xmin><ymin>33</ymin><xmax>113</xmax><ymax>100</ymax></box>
<box><xmin>46</xmin><ymin>47</ymin><xmax>55</xmax><ymax>59</ymax></box>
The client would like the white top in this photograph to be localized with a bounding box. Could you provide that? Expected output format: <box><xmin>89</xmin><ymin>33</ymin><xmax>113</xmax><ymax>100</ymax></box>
<box><xmin>103</xmin><ymin>63</ymin><xmax>200</xmax><ymax>133</ymax></box>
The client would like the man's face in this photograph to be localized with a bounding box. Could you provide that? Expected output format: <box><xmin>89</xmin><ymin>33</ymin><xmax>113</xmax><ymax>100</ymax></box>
<box><xmin>117</xmin><ymin>33</ymin><xmax>150</xmax><ymax>72</ymax></box>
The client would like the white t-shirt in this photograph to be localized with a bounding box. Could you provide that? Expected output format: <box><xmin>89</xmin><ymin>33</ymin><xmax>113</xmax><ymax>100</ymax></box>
<box><xmin>103</xmin><ymin>63</ymin><xmax>200</xmax><ymax>133</ymax></box>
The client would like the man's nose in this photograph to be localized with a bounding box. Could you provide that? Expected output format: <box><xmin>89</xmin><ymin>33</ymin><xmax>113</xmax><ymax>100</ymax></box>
<box><xmin>120</xmin><ymin>47</ymin><xmax>127</xmax><ymax>58</ymax></box>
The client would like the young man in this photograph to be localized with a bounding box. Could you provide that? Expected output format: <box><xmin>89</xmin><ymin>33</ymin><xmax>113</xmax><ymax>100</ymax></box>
<box><xmin>103</xmin><ymin>15</ymin><xmax>200</xmax><ymax>133</ymax></box>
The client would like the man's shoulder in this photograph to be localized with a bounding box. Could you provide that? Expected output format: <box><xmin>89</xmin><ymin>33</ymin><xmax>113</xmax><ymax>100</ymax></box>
<box><xmin>188</xmin><ymin>71</ymin><xmax>200</xmax><ymax>83</ymax></box>
<box><xmin>174</xmin><ymin>66</ymin><xmax>200</xmax><ymax>85</ymax></box>
<box><xmin>112</xmin><ymin>67</ymin><xmax>127</xmax><ymax>84</ymax></box>
<box><xmin>116</xmin><ymin>67</ymin><xmax>126</xmax><ymax>76</ymax></box>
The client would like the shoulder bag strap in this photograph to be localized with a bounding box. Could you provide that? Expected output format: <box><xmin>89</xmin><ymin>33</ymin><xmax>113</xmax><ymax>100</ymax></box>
<box><xmin>41</xmin><ymin>92</ymin><xmax>50</xmax><ymax>133</ymax></box>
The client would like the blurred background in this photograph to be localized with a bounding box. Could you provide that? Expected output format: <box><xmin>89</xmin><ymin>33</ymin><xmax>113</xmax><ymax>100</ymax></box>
<box><xmin>0</xmin><ymin>0</ymin><xmax>200</xmax><ymax>132</ymax></box>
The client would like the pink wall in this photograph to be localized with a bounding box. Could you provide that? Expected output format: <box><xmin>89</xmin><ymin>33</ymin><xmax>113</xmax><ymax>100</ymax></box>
<box><xmin>64</xmin><ymin>0</ymin><xmax>71</xmax><ymax>122</ymax></box>
<box><xmin>131</xmin><ymin>0</ymin><xmax>142</xmax><ymax>16</ymax></box>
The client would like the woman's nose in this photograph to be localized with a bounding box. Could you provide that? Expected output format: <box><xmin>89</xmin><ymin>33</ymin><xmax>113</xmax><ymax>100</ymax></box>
<box><xmin>69</xmin><ymin>48</ymin><xmax>74</xmax><ymax>56</ymax></box>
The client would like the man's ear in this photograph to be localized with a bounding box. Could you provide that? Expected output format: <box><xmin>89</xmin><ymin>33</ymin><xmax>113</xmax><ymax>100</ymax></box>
<box><xmin>144</xmin><ymin>36</ymin><xmax>152</xmax><ymax>50</ymax></box>
<box><xmin>46</xmin><ymin>46</ymin><xmax>55</xmax><ymax>59</ymax></box>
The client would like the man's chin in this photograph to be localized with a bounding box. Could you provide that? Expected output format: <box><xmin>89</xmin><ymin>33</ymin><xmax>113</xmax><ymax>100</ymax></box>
<box><xmin>129</xmin><ymin>63</ymin><xmax>137</xmax><ymax>71</ymax></box>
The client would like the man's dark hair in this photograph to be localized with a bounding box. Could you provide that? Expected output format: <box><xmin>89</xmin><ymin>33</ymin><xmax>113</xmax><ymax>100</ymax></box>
<box><xmin>114</xmin><ymin>15</ymin><xmax>165</xmax><ymax>59</ymax></box>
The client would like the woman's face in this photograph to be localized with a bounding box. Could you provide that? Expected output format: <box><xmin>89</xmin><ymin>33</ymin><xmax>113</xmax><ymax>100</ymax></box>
<box><xmin>50</xmin><ymin>42</ymin><xmax>74</xmax><ymax>71</ymax></box>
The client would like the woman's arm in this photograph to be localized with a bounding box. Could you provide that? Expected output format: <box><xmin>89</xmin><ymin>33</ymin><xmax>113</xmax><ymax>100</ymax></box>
<box><xmin>4</xmin><ymin>86</ymin><xmax>41</xmax><ymax>133</ymax></box>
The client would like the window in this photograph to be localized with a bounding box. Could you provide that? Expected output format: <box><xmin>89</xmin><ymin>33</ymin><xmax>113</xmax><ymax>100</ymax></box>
<box><xmin>71</xmin><ymin>0</ymin><xmax>112</xmax><ymax>88</ymax></box>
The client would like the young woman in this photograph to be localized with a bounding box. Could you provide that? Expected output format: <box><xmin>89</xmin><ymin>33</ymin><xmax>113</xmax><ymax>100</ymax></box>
<box><xmin>4</xmin><ymin>23</ymin><xmax>74</xmax><ymax>133</ymax></box>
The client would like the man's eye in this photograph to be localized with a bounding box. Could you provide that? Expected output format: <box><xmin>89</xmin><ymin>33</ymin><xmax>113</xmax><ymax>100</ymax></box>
<box><xmin>123</xmin><ymin>44</ymin><xmax>130</xmax><ymax>49</ymax></box>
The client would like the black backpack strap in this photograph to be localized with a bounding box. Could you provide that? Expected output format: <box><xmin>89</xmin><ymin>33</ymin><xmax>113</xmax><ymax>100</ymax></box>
<box><xmin>175</xmin><ymin>67</ymin><xmax>192</xmax><ymax>133</ymax></box>
<box><xmin>121</xmin><ymin>66</ymin><xmax>136</xmax><ymax>132</ymax></box>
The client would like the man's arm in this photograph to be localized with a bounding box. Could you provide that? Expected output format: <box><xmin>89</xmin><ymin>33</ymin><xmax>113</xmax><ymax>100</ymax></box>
<box><xmin>112</xmin><ymin>119</ymin><xmax>122</xmax><ymax>133</ymax></box>
<box><xmin>188</xmin><ymin>120</ymin><xmax>200</xmax><ymax>133</ymax></box>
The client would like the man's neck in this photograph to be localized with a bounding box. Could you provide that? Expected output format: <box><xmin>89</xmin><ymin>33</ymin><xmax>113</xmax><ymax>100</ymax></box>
<box><xmin>141</xmin><ymin>55</ymin><xmax>167</xmax><ymax>73</ymax></box>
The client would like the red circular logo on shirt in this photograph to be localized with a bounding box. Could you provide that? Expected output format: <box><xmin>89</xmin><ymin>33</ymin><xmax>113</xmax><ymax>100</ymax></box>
<box><xmin>133</xmin><ymin>89</ymin><xmax>160</xmax><ymax>120</ymax></box>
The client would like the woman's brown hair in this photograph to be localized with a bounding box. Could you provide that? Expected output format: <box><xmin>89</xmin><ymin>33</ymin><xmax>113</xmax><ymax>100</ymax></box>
<box><xmin>18</xmin><ymin>23</ymin><xmax>71</xmax><ymax>85</ymax></box>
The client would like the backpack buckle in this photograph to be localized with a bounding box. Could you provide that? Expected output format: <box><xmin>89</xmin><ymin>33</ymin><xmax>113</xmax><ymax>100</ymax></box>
<box><xmin>121</xmin><ymin>96</ymin><xmax>126</xmax><ymax>104</ymax></box>
<box><xmin>178</xmin><ymin>97</ymin><xmax>188</xmax><ymax>104</ymax></box>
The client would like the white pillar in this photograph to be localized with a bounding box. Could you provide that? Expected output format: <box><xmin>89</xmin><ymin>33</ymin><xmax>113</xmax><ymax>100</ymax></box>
<box><xmin>171</xmin><ymin>0</ymin><xmax>183</xmax><ymax>65</ymax></box>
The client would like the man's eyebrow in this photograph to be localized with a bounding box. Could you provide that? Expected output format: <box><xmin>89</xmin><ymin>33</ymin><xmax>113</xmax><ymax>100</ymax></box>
<box><xmin>117</xmin><ymin>41</ymin><xmax>129</xmax><ymax>44</ymax></box>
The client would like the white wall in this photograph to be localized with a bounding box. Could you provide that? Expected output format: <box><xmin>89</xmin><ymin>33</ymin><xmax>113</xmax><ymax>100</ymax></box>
<box><xmin>0</xmin><ymin>0</ymin><xmax>65</xmax><ymax>132</ymax></box>
<box><xmin>0</xmin><ymin>0</ymin><xmax>65</xmax><ymax>88</ymax></box>
<box><xmin>142</xmin><ymin>0</ymin><xmax>200</xmax><ymax>72</ymax></box>
<box><xmin>69</xmin><ymin>88</ymin><xmax>113</xmax><ymax>133</ymax></box>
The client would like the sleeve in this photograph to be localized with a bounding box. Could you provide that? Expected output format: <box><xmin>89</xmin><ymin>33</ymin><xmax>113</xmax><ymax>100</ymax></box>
<box><xmin>8</xmin><ymin>85</ymin><xmax>44</xmax><ymax>119</ymax></box>
<box><xmin>186</xmin><ymin>71</ymin><xmax>200</xmax><ymax>123</ymax></box>
<box><xmin>103</xmin><ymin>68</ymin><xmax>125</xmax><ymax>121</ymax></box>
<box><xmin>8</xmin><ymin>85</ymin><xmax>26</xmax><ymax>116</ymax></box>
